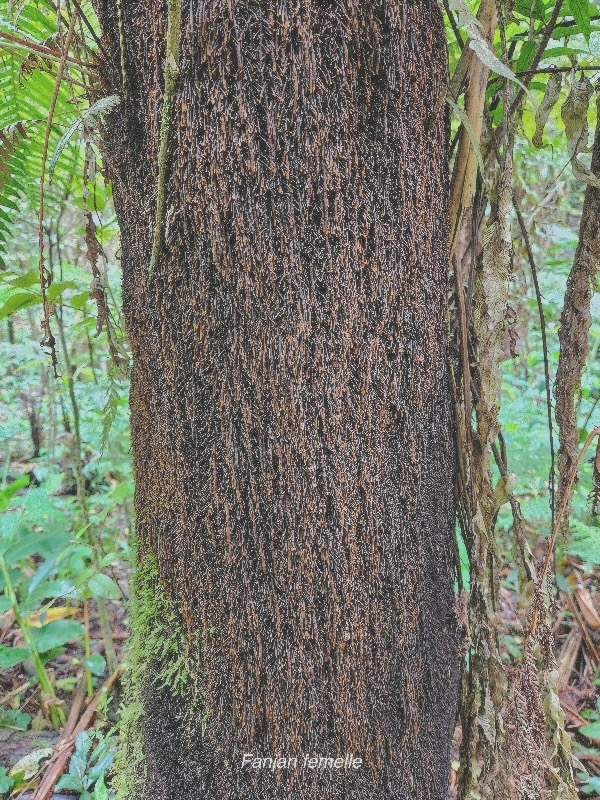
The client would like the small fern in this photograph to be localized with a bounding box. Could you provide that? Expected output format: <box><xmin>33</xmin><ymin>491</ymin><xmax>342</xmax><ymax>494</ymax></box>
<box><xmin>0</xmin><ymin>0</ymin><xmax>97</xmax><ymax>266</ymax></box>
<box><xmin>568</xmin><ymin>518</ymin><xmax>600</xmax><ymax>566</ymax></box>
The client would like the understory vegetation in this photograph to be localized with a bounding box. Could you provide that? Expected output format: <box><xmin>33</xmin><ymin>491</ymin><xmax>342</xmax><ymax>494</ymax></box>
<box><xmin>0</xmin><ymin>0</ymin><xmax>599</xmax><ymax>797</ymax></box>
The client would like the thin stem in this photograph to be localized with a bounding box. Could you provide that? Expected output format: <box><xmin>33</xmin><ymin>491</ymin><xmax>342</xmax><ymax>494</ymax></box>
<box><xmin>0</xmin><ymin>553</ymin><xmax>65</xmax><ymax>729</ymax></box>
<box><xmin>55</xmin><ymin>300</ymin><xmax>119</xmax><ymax>676</ymax></box>
<box><xmin>51</xmin><ymin>232</ymin><xmax>118</xmax><ymax>677</ymax></box>
<box><xmin>508</xmin><ymin>0</ymin><xmax>564</xmax><ymax>116</ymax></box>
<box><xmin>517</xmin><ymin>65</ymin><xmax>600</xmax><ymax>76</ymax></box>
<box><xmin>68</xmin><ymin>0</ymin><xmax>109</xmax><ymax>60</ymax></box>
<box><xmin>83</xmin><ymin>601</ymin><xmax>93</xmax><ymax>697</ymax></box>
<box><xmin>443</xmin><ymin>0</ymin><xmax>465</xmax><ymax>48</ymax></box>
<box><xmin>37</xmin><ymin>13</ymin><xmax>79</xmax><ymax>377</ymax></box>
<box><xmin>513</xmin><ymin>198</ymin><xmax>556</xmax><ymax>533</ymax></box>
<box><xmin>0</xmin><ymin>30</ymin><xmax>95</xmax><ymax>68</ymax></box>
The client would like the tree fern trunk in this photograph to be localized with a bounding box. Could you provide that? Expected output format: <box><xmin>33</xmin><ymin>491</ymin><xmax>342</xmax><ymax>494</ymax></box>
<box><xmin>93</xmin><ymin>2</ymin><xmax>461</xmax><ymax>797</ymax></box>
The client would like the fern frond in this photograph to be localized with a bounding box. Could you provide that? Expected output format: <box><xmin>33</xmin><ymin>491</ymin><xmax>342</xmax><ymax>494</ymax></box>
<box><xmin>0</xmin><ymin>1</ymin><xmax>100</xmax><ymax>268</ymax></box>
<box><xmin>0</xmin><ymin>120</ymin><xmax>29</xmax><ymax>189</ymax></box>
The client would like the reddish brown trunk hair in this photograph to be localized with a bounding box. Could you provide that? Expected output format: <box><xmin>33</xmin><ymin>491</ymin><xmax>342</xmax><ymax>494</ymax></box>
<box><xmin>94</xmin><ymin>2</ymin><xmax>461</xmax><ymax>797</ymax></box>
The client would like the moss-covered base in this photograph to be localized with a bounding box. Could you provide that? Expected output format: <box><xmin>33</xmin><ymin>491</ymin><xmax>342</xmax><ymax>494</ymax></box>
<box><xmin>112</xmin><ymin>551</ymin><xmax>204</xmax><ymax>800</ymax></box>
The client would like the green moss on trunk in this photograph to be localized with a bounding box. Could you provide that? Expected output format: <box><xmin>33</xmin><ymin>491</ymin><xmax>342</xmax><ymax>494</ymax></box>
<box><xmin>113</xmin><ymin>551</ymin><xmax>203</xmax><ymax>799</ymax></box>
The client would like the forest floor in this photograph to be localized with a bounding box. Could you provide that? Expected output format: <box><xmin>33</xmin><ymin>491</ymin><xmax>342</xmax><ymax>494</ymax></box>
<box><xmin>0</xmin><ymin>499</ymin><xmax>599</xmax><ymax>798</ymax></box>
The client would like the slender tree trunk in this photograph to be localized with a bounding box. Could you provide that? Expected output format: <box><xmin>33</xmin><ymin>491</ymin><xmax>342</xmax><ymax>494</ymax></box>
<box><xmin>555</xmin><ymin>97</ymin><xmax>600</xmax><ymax>527</ymax></box>
<box><xmin>94</xmin><ymin>2</ymin><xmax>461</xmax><ymax>798</ymax></box>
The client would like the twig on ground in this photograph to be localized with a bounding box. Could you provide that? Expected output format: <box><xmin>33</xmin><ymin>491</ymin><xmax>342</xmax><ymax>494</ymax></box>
<box><xmin>30</xmin><ymin>669</ymin><xmax>121</xmax><ymax>800</ymax></box>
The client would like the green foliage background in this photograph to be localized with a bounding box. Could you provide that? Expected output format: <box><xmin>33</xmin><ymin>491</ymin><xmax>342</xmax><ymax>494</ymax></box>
<box><xmin>0</xmin><ymin>0</ymin><xmax>599</xmax><ymax>796</ymax></box>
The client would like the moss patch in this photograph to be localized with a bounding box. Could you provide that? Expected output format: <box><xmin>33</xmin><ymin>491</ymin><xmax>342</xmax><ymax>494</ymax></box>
<box><xmin>112</xmin><ymin>551</ymin><xmax>194</xmax><ymax>800</ymax></box>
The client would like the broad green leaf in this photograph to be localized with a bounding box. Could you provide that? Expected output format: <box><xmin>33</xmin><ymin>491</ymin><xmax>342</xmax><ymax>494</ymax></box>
<box><xmin>88</xmin><ymin>573</ymin><xmax>121</xmax><ymax>600</ymax></box>
<box><xmin>0</xmin><ymin>645</ymin><xmax>30</xmax><ymax>668</ymax></box>
<box><xmin>56</xmin><ymin>774</ymin><xmax>84</xmax><ymax>792</ymax></box>
<box><xmin>20</xmin><ymin>487</ymin><xmax>64</xmax><ymax>521</ymax></box>
<box><xmin>541</xmin><ymin>46</ymin><xmax>587</xmax><ymax>59</ymax></box>
<box><xmin>3</xmin><ymin>270</ymin><xmax>39</xmax><ymax>289</ymax></box>
<box><xmin>0</xmin><ymin>476</ymin><xmax>29</xmax><ymax>512</ymax></box>
<box><xmin>46</xmin><ymin>280</ymin><xmax>78</xmax><ymax>301</ymax></box>
<box><xmin>83</xmin><ymin>654</ymin><xmax>106</xmax><ymax>676</ymax></box>
<box><xmin>553</xmin><ymin>23</ymin><xmax>600</xmax><ymax>38</ymax></box>
<box><xmin>27</xmin><ymin>555</ymin><xmax>59</xmax><ymax>596</ymax></box>
<box><xmin>2</xmin><ymin>530</ymin><xmax>69</xmax><ymax>565</ymax></box>
<box><xmin>30</xmin><ymin>619</ymin><xmax>84</xmax><ymax>652</ymax></box>
<box><xmin>515</xmin><ymin>40</ymin><xmax>537</xmax><ymax>73</ymax></box>
<box><xmin>0</xmin><ymin>197</ymin><xmax>19</xmax><ymax>212</ymax></box>
<box><xmin>0</xmin><ymin>290</ymin><xmax>40</xmax><ymax>320</ymax></box>
<box><xmin>109</xmin><ymin>479</ymin><xmax>134</xmax><ymax>502</ymax></box>
<box><xmin>100</xmin><ymin>552</ymin><xmax>119</xmax><ymax>568</ymax></box>
<box><xmin>0</xmin><ymin>766</ymin><xmax>14</xmax><ymax>794</ymax></box>
<box><xmin>0</xmin><ymin>709</ymin><xmax>31</xmax><ymax>731</ymax></box>
<box><xmin>69</xmin><ymin>291</ymin><xmax>90</xmax><ymax>309</ymax></box>
<box><xmin>515</xmin><ymin>0</ymin><xmax>546</xmax><ymax>20</ymax></box>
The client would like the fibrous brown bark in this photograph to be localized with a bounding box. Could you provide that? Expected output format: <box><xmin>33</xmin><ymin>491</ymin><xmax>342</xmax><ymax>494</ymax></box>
<box><xmin>555</xmin><ymin>99</ymin><xmax>600</xmax><ymax>529</ymax></box>
<box><xmin>94</xmin><ymin>2</ymin><xmax>461</xmax><ymax>798</ymax></box>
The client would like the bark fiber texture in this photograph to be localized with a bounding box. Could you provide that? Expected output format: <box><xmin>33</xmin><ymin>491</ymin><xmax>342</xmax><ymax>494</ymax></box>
<box><xmin>94</xmin><ymin>2</ymin><xmax>461</xmax><ymax>798</ymax></box>
<box><xmin>555</xmin><ymin>98</ymin><xmax>600</xmax><ymax>524</ymax></box>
